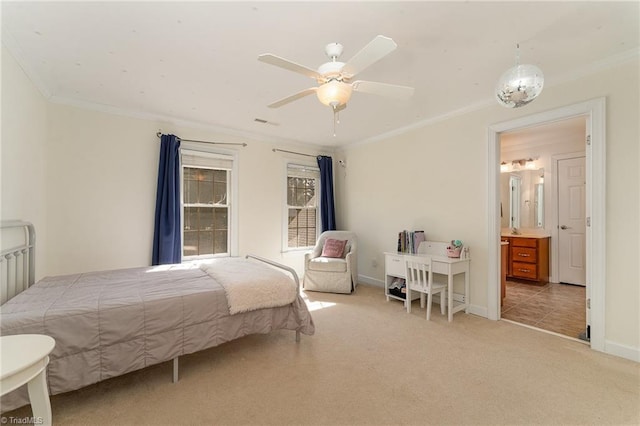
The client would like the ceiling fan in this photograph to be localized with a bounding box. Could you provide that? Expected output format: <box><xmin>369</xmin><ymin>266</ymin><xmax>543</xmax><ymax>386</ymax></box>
<box><xmin>258</xmin><ymin>35</ymin><xmax>414</xmax><ymax>113</ymax></box>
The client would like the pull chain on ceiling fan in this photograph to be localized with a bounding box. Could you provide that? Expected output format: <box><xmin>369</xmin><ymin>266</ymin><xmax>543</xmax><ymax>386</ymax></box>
<box><xmin>258</xmin><ymin>35</ymin><xmax>414</xmax><ymax>135</ymax></box>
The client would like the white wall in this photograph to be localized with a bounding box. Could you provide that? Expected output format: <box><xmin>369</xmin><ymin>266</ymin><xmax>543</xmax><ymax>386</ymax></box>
<box><xmin>338</xmin><ymin>59</ymin><xmax>639</xmax><ymax>356</ymax></box>
<box><xmin>236</xmin><ymin>141</ymin><xmax>327</xmax><ymax>275</ymax></box>
<box><xmin>45</xmin><ymin>104</ymin><xmax>159</xmax><ymax>275</ymax></box>
<box><xmin>337</xmin><ymin>109</ymin><xmax>489</xmax><ymax>309</ymax></box>
<box><xmin>43</xmin><ymin>104</ymin><xmax>333</xmax><ymax>278</ymax></box>
<box><xmin>1</xmin><ymin>46</ymin><xmax>49</xmax><ymax>280</ymax></box>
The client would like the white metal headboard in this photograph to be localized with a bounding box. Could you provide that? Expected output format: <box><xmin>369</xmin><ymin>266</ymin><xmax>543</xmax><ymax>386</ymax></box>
<box><xmin>1</xmin><ymin>221</ymin><xmax>36</xmax><ymax>305</ymax></box>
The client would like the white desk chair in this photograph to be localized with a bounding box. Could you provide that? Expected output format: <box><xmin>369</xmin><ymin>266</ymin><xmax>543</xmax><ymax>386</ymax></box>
<box><xmin>405</xmin><ymin>257</ymin><xmax>447</xmax><ymax>320</ymax></box>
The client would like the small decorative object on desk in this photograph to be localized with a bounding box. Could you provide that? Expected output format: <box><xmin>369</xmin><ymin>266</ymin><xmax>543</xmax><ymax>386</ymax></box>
<box><xmin>446</xmin><ymin>240</ymin><xmax>463</xmax><ymax>258</ymax></box>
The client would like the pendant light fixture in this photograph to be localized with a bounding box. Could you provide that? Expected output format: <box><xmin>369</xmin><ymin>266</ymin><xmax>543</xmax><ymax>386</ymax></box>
<box><xmin>495</xmin><ymin>44</ymin><xmax>544</xmax><ymax>108</ymax></box>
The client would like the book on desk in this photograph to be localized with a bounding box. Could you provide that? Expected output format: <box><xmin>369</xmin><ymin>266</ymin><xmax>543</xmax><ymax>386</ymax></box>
<box><xmin>397</xmin><ymin>230</ymin><xmax>426</xmax><ymax>254</ymax></box>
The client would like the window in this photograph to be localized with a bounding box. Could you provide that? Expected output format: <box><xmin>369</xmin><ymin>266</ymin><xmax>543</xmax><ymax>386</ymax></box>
<box><xmin>286</xmin><ymin>164</ymin><xmax>320</xmax><ymax>250</ymax></box>
<box><xmin>181</xmin><ymin>150</ymin><xmax>236</xmax><ymax>259</ymax></box>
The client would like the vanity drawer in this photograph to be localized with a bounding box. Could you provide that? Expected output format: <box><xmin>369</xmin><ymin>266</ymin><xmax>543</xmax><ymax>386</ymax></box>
<box><xmin>385</xmin><ymin>255</ymin><xmax>406</xmax><ymax>277</ymax></box>
<box><xmin>512</xmin><ymin>262</ymin><xmax>538</xmax><ymax>280</ymax></box>
<box><xmin>510</xmin><ymin>237</ymin><xmax>538</xmax><ymax>248</ymax></box>
<box><xmin>511</xmin><ymin>247</ymin><xmax>537</xmax><ymax>263</ymax></box>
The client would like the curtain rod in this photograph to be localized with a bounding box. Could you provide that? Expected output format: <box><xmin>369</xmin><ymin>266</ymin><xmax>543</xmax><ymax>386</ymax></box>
<box><xmin>156</xmin><ymin>132</ymin><xmax>247</xmax><ymax>147</ymax></box>
<box><xmin>272</xmin><ymin>148</ymin><xmax>318</xmax><ymax>158</ymax></box>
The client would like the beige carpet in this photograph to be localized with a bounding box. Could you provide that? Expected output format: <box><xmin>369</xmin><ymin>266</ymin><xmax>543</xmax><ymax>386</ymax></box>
<box><xmin>5</xmin><ymin>284</ymin><xmax>640</xmax><ymax>425</ymax></box>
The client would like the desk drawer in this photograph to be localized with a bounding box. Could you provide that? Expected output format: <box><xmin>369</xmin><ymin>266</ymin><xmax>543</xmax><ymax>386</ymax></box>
<box><xmin>512</xmin><ymin>262</ymin><xmax>538</xmax><ymax>280</ymax></box>
<box><xmin>385</xmin><ymin>255</ymin><xmax>406</xmax><ymax>277</ymax></box>
<box><xmin>511</xmin><ymin>247</ymin><xmax>537</xmax><ymax>263</ymax></box>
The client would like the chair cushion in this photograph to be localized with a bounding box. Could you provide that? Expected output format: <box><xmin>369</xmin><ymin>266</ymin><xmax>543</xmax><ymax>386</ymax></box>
<box><xmin>308</xmin><ymin>257</ymin><xmax>348</xmax><ymax>272</ymax></box>
<box><xmin>321</xmin><ymin>238</ymin><xmax>347</xmax><ymax>258</ymax></box>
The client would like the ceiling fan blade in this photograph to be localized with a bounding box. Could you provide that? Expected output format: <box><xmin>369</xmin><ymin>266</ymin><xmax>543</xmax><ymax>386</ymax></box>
<box><xmin>352</xmin><ymin>80</ymin><xmax>415</xmax><ymax>99</ymax></box>
<box><xmin>267</xmin><ymin>87</ymin><xmax>318</xmax><ymax>108</ymax></box>
<box><xmin>342</xmin><ymin>35</ymin><xmax>397</xmax><ymax>77</ymax></box>
<box><xmin>258</xmin><ymin>54</ymin><xmax>322</xmax><ymax>80</ymax></box>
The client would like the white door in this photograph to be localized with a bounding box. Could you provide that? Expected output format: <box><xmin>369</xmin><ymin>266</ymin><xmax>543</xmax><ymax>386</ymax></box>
<box><xmin>558</xmin><ymin>156</ymin><xmax>586</xmax><ymax>286</ymax></box>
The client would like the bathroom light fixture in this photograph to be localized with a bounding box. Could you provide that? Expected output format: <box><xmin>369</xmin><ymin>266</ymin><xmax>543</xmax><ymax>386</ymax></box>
<box><xmin>511</xmin><ymin>159</ymin><xmax>526</xmax><ymax>170</ymax></box>
<box><xmin>502</xmin><ymin>158</ymin><xmax>538</xmax><ymax>172</ymax></box>
<box><xmin>495</xmin><ymin>44</ymin><xmax>544</xmax><ymax>108</ymax></box>
<box><xmin>525</xmin><ymin>158</ymin><xmax>536</xmax><ymax>169</ymax></box>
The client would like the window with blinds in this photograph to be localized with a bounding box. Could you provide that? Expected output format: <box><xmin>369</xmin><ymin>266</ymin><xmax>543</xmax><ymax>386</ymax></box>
<box><xmin>182</xmin><ymin>150</ymin><xmax>233</xmax><ymax>258</ymax></box>
<box><xmin>286</xmin><ymin>164</ymin><xmax>320</xmax><ymax>249</ymax></box>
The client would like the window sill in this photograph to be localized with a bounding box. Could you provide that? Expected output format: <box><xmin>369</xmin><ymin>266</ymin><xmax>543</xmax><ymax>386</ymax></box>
<box><xmin>182</xmin><ymin>253</ymin><xmax>230</xmax><ymax>262</ymax></box>
<box><xmin>281</xmin><ymin>248</ymin><xmax>313</xmax><ymax>257</ymax></box>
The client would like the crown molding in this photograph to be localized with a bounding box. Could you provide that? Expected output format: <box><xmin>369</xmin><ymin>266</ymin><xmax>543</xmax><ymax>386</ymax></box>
<box><xmin>345</xmin><ymin>98</ymin><xmax>495</xmax><ymax>149</ymax></box>
<box><xmin>49</xmin><ymin>94</ymin><xmax>333</xmax><ymax>154</ymax></box>
<box><xmin>47</xmin><ymin>94</ymin><xmax>332</xmax><ymax>153</ymax></box>
<box><xmin>344</xmin><ymin>47</ymin><xmax>639</xmax><ymax>150</ymax></box>
<box><xmin>2</xmin><ymin>29</ymin><xmax>52</xmax><ymax>100</ymax></box>
<box><xmin>546</xmin><ymin>47</ymin><xmax>640</xmax><ymax>87</ymax></box>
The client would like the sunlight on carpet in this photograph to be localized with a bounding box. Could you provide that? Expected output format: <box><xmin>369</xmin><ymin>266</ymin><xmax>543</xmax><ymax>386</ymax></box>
<box><xmin>301</xmin><ymin>292</ymin><xmax>336</xmax><ymax>312</ymax></box>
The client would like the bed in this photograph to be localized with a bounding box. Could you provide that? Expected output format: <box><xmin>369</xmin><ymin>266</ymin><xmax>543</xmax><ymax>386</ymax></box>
<box><xmin>0</xmin><ymin>221</ymin><xmax>315</xmax><ymax>412</ymax></box>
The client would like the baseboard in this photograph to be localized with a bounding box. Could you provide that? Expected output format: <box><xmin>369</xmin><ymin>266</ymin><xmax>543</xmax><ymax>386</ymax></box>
<box><xmin>604</xmin><ymin>340</ymin><xmax>640</xmax><ymax>363</ymax></box>
<box><xmin>466</xmin><ymin>304</ymin><xmax>488</xmax><ymax>318</ymax></box>
<box><xmin>358</xmin><ymin>274</ymin><xmax>488</xmax><ymax>318</ymax></box>
<box><xmin>358</xmin><ymin>274</ymin><xmax>383</xmax><ymax>287</ymax></box>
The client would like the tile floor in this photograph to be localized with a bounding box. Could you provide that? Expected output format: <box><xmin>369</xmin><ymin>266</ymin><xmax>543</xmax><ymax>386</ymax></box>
<box><xmin>501</xmin><ymin>280</ymin><xmax>587</xmax><ymax>339</ymax></box>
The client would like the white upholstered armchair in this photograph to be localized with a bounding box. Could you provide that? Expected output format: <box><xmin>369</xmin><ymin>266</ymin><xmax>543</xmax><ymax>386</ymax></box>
<box><xmin>303</xmin><ymin>231</ymin><xmax>358</xmax><ymax>294</ymax></box>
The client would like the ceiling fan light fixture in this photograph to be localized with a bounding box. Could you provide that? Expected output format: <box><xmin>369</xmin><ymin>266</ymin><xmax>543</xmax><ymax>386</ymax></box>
<box><xmin>316</xmin><ymin>80</ymin><xmax>352</xmax><ymax>107</ymax></box>
<box><xmin>495</xmin><ymin>44</ymin><xmax>544</xmax><ymax>108</ymax></box>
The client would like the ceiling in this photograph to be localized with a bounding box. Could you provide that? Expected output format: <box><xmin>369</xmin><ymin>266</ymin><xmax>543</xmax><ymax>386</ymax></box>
<box><xmin>2</xmin><ymin>2</ymin><xmax>638</xmax><ymax>148</ymax></box>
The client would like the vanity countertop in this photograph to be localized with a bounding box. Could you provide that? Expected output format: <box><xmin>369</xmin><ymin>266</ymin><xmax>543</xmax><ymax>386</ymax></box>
<box><xmin>501</xmin><ymin>233</ymin><xmax>550</xmax><ymax>239</ymax></box>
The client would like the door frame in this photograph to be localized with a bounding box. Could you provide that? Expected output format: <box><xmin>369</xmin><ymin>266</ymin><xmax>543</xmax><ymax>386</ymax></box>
<box><xmin>487</xmin><ymin>98</ymin><xmax>606</xmax><ymax>353</ymax></box>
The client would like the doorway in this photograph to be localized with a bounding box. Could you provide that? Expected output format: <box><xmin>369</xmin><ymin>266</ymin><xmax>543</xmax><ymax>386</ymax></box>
<box><xmin>499</xmin><ymin>120</ymin><xmax>587</xmax><ymax>340</ymax></box>
<box><xmin>487</xmin><ymin>98</ymin><xmax>606</xmax><ymax>353</ymax></box>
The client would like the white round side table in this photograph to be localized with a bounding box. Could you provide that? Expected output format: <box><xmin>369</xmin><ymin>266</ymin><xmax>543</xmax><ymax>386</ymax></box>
<box><xmin>0</xmin><ymin>334</ymin><xmax>56</xmax><ymax>426</ymax></box>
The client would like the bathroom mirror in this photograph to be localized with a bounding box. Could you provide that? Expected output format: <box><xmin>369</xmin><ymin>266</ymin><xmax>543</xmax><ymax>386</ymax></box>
<box><xmin>500</xmin><ymin>168</ymin><xmax>544</xmax><ymax>229</ymax></box>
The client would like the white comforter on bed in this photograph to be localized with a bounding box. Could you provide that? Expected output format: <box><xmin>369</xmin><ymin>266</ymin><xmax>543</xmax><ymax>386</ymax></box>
<box><xmin>200</xmin><ymin>258</ymin><xmax>297</xmax><ymax>314</ymax></box>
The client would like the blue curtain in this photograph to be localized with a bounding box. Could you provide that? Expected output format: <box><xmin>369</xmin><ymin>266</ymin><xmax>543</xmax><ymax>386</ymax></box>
<box><xmin>317</xmin><ymin>155</ymin><xmax>336</xmax><ymax>232</ymax></box>
<box><xmin>152</xmin><ymin>134</ymin><xmax>181</xmax><ymax>265</ymax></box>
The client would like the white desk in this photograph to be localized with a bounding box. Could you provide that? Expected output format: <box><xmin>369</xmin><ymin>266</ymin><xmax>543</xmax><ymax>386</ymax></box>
<box><xmin>384</xmin><ymin>241</ymin><xmax>470</xmax><ymax>321</ymax></box>
<box><xmin>0</xmin><ymin>334</ymin><xmax>56</xmax><ymax>426</ymax></box>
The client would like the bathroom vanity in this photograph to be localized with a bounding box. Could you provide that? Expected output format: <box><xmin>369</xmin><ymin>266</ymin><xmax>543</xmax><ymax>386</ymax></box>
<box><xmin>501</xmin><ymin>235</ymin><xmax>550</xmax><ymax>285</ymax></box>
